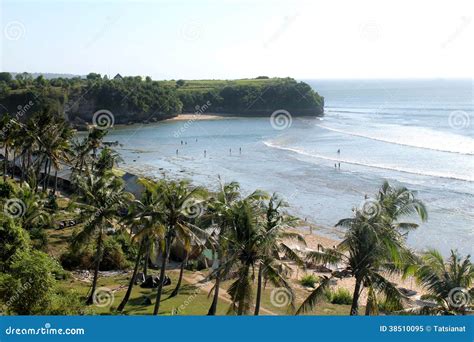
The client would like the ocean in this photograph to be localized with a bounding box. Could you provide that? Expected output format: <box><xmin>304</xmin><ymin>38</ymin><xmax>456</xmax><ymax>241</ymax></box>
<box><xmin>106</xmin><ymin>79</ymin><xmax>473</xmax><ymax>256</ymax></box>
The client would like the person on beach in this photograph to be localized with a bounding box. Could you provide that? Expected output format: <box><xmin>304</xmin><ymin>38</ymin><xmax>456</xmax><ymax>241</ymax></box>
<box><xmin>334</xmin><ymin>163</ymin><xmax>337</xmax><ymax>169</ymax></box>
<box><xmin>338</xmin><ymin>162</ymin><xmax>341</xmax><ymax>169</ymax></box>
<box><xmin>229</xmin><ymin>148</ymin><xmax>232</xmax><ymax>156</ymax></box>
<box><xmin>176</xmin><ymin>149</ymin><xmax>179</xmax><ymax>156</ymax></box>
<box><xmin>181</xmin><ymin>140</ymin><xmax>183</xmax><ymax>145</ymax></box>
<box><xmin>204</xmin><ymin>150</ymin><xmax>207</xmax><ymax>157</ymax></box>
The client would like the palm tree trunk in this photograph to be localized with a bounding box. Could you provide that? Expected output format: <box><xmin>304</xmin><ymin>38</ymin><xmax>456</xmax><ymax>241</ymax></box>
<box><xmin>54</xmin><ymin>169</ymin><xmax>58</xmax><ymax>194</ymax></box>
<box><xmin>169</xmin><ymin>251</ymin><xmax>188</xmax><ymax>298</ymax></box>
<box><xmin>208</xmin><ymin>249</ymin><xmax>222</xmax><ymax>316</ymax></box>
<box><xmin>350</xmin><ymin>277</ymin><xmax>362</xmax><ymax>315</ymax></box>
<box><xmin>42</xmin><ymin>159</ymin><xmax>48</xmax><ymax>192</ymax></box>
<box><xmin>3</xmin><ymin>147</ymin><xmax>8</xmax><ymax>181</ymax></box>
<box><xmin>153</xmin><ymin>234</ymin><xmax>172</xmax><ymax>315</ymax></box>
<box><xmin>11</xmin><ymin>149</ymin><xmax>15</xmax><ymax>179</ymax></box>
<box><xmin>117</xmin><ymin>239</ymin><xmax>145</xmax><ymax>312</ymax></box>
<box><xmin>86</xmin><ymin>231</ymin><xmax>103</xmax><ymax>305</ymax></box>
<box><xmin>143</xmin><ymin>240</ymin><xmax>150</xmax><ymax>277</ymax></box>
<box><xmin>254</xmin><ymin>262</ymin><xmax>264</xmax><ymax>315</ymax></box>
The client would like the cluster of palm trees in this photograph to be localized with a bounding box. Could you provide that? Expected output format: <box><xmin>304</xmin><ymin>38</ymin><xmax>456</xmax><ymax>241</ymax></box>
<box><xmin>1</xmin><ymin>110</ymin><xmax>472</xmax><ymax>316</ymax></box>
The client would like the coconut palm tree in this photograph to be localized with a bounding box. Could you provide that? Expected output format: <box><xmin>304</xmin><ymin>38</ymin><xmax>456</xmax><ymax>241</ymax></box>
<box><xmin>254</xmin><ymin>193</ymin><xmax>305</xmax><ymax>315</ymax></box>
<box><xmin>0</xmin><ymin>115</ymin><xmax>16</xmax><ymax>181</ymax></box>
<box><xmin>205</xmin><ymin>180</ymin><xmax>267</xmax><ymax>315</ymax></box>
<box><xmin>406</xmin><ymin>249</ymin><xmax>474</xmax><ymax>315</ymax></box>
<box><xmin>73</xmin><ymin>172</ymin><xmax>133</xmax><ymax>305</ymax></box>
<box><xmin>134</xmin><ymin>179</ymin><xmax>207</xmax><ymax>315</ymax></box>
<box><xmin>297</xmin><ymin>182</ymin><xmax>427</xmax><ymax>315</ymax></box>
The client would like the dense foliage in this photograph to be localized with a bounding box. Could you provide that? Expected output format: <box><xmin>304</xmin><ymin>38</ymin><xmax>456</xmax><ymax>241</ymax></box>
<box><xmin>0</xmin><ymin>73</ymin><xmax>324</xmax><ymax>129</ymax></box>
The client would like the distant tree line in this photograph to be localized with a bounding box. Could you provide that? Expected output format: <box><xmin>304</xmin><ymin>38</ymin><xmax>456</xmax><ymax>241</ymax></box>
<box><xmin>0</xmin><ymin>72</ymin><xmax>324</xmax><ymax>128</ymax></box>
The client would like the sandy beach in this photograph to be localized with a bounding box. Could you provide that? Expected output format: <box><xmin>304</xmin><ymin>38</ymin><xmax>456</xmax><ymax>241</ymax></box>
<box><xmin>165</xmin><ymin>113</ymin><xmax>232</xmax><ymax>122</ymax></box>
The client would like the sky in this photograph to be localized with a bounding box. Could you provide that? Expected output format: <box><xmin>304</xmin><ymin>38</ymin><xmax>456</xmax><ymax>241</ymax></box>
<box><xmin>0</xmin><ymin>0</ymin><xmax>473</xmax><ymax>80</ymax></box>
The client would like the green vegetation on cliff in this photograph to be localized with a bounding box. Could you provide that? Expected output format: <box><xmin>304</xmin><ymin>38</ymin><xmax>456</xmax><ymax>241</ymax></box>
<box><xmin>0</xmin><ymin>73</ymin><xmax>324</xmax><ymax>127</ymax></box>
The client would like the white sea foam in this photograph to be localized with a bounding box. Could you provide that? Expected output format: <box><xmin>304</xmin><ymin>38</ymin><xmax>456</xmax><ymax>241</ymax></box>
<box><xmin>263</xmin><ymin>141</ymin><xmax>474</xmax><ymax>182</ymax></box>
<box><xmin>317</xmin><ymin>123</ymin><xmax>474</xmax><ymax>155</ymax></box>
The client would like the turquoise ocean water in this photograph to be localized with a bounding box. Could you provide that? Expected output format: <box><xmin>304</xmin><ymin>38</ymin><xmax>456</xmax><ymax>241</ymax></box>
<box><xmin>106</xmin><ymin>79</ymin><xmax>473</xmax><ymax>256</ymax></box>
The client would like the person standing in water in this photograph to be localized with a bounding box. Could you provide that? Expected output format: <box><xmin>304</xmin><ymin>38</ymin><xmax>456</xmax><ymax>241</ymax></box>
<box><xmin>239</xmin><ymin>147</ymin><xmax>241</xmax><ymax>155</ymax></box>
<box><xmin>338</xmin><ymin>162</ymin><xmax>341</xmax><ymax>169</ymax></box>
<box><xmin>176</xmin><ymin>149</ymin><xmax>179</xmax><ymax>156</ymax></box>
<box><xmin>337</xmin><ymin>149</ymin><xmax>340</xmax><ymax>154</ymax></box>
<box><xmin>204</xmin><ymin>150</ymin><xmax>207</xmax><ymax>158</ymax></box>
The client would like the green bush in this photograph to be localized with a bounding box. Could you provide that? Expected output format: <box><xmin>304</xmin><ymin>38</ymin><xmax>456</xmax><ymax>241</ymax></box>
<box><xmin>378</xmin><ymin>297</ymin><xmax>404</xmax><ymax>313</ymax></box>
<box><xmin>60</xmin><ymin>237</ymin><xmax>130</xmax><ymax>271</ymax></box>
<box><xmin>325</xmin><ymin>288</ymin><xmax>353</xmax><ymax>305</ymax></box>
<box><xmin>0</xmin><ymin>250</ymin><xmax>61</xmax><ymax>314</ymax></box>
<box><xmin>0</xmin><ymin>179</ymin><xmax>15</xmax><ymax>198</ymax></box>
<box><xmin>300</xmin><ymin>274</ymin><xmax>319</xmax><ymax>287</ymax></box>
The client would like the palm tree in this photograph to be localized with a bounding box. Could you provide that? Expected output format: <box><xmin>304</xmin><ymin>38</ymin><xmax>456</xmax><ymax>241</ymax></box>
<box><xmin>205</xmin><ymin>181</ymin><xmax>267</xmax><ymax>315</ymax></box>
<box><xmin>254</xmin><ymin>193</ymin><xmax>305</xmax><ymax>315</ymax></box>
<box><xmin>117</xmin><ymin>182</ymin><xmax>168</xmax><ymax>312</ymax></box>
<box><xmin>0</xmin><ymin>115</ymin><xmax>16</xmax><ymax>181</ymax></box>
<box><xmin>73</xmin><ymin>172</ymin><xmax>133</xmax><ymax>305</ymax></box>
<box><xmin>130</xmin><ymin>179</ymin><xmax>208</xmax><ymax>315</ymax></box>
<box><xmin>297</xmin><ymin>182</ymin><xmax>427</xmax><ymax>315</ymax></box>
<box><xmin>406</xmin><ymin>249</ymin><xmax>473</xmax><ymax>315</ymax></box>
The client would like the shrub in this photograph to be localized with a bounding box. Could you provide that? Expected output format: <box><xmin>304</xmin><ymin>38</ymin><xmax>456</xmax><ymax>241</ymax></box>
<box><xmin>0</xmin><ymin>217</ymin><xmax>30</xmax><ymax>271</ymax></box>
<box><xmin>378</xmin><ymin>297</ymin><xmax>404</xmax><ymax>313</ymax></box>
<box><xmin>60</xmin><ymin>237</ymin><xmax>130</xmax><ymax>271</ymax></box>
<box><xmin>0</xmin><ymin>179</ymin><xmax>15</xmax><ymax>198</ymax></box>
<box><xmin>300</xmin><ymin>274</ymin><xmax>319</xmax><ymax>287</ymax></box>
<box><xmin>325</xmin><ymin>288</ymin><xmax>353</xmax><ymax>305</ymax></box>
<box><xmin>0</xmin><ymin>250</ymin><xmax>60</xmax><ymax>314</ymax></box>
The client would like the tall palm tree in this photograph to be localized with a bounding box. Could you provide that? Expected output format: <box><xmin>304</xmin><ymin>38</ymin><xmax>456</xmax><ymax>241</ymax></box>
<box><xmin>297</xmin><ymin>182</ymin><xmax>427</xmax><ymax>315</ymax></box>
<box><xmin>132</xmin><ymin>179</ymin><xmax>208</xmax><ymax>315</ymax></box>
<box><xmin>73</xmin><ymin>172</ymin><xmax>133</xmax><ymax>305</ymax></box>
<box><xmin>406</xmin><ymin>249</ymin><xmax>473</xmax><ymax>315</ymax></box>
<box><xmin>205</xmin><ymin>181</ymin><xmax>267</xmax><ymax>315</ymax></box>
<box><xmin>254</xmin><ymin>193</ymin><xmax>305</xmax><ymax>315</ymax></box>
<box><xmin>0</xmin><ymin>115</ymin><xmax>16</xmax><ymax>181</ymax></box>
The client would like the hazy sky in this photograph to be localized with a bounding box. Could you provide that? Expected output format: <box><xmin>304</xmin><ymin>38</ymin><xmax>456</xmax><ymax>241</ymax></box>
<box><xmin>1</xmin><ymin>0</ymin><xmax>473</xmax><ymax>79</ymax></box>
